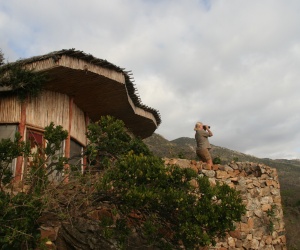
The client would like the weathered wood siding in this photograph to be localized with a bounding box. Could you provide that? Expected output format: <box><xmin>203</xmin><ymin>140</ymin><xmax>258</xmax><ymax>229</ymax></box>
<box><xmin>0</xmin><ymin>96</ymin><xmax>21</xmax><ymax>123</ymax></box>
<box><xmin>1</xmin><ymin>90</ymin><xmax>87</xmax><ymax>146</ymax></box>
<box><xmin>26</xmin><ymin>56</ymin><xmax>125</xmax><ymax>84</ymax></box>
<box><xmin>26</xmin><ymin>90</ymin><xmax>70</xmax><ymax>131</ymax></box>
<box><xmin>70</xmin><ymin>103</ymin><xmax>86</xmax><ymax>146</ymax></box>
<box><xmin>59</xmin><ymin>55</ymin><xmax>125</xmax><ymax>83</ymax></box>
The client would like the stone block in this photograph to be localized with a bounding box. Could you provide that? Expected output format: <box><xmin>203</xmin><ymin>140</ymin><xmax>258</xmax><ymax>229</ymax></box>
<box><xmin>189</xmin><ymin>179</ymin><xmax>199</xmax><ymax>188</ymax></box>
<box><xmin>176</xmin><ymin>159</ymin><xmax>192</xmax><ymax>169</ymax></box>
<box><xmin>229</xmin><ymin>169</ymin><xmax>240</xmax><ymax>177</ymax></box>
<box><xmin>208</xmin><ymin>178</ymin><xmax>216</xmax><ymax>186</ymax></box>
<box><xmin>202</xmin><ymin>163</ymin><xmax>211</xmax><ymax>170</ymax></box>
<box><xmin>252</xmin><ymin>227</ymin><xmax>264</xmax><ymax>239</ymax></box>
<box><xmin>246</xmin><ymin>234</ymin><xmax>252</xmax><ymax>240</ymax></box>
<box><xmin>230</xmin><ymin>177</ymin><xmax>239</xmax><ymax>182</ymax></box>
<box><xmin>239</xmin><ymin>170</ymin><xmax>247</xmax><ymax>177</ymax></box>
<box><xmin>189</xmin><ymin>165</ymin><xmax>199</xmax><ymax>174</ymax></box>
<box><xmin>212</xmin><ymin>164</ymin><xmax>219</xmax><ymax>170</ymax></box>
<box><xmin>240</xmin><ymin>223</ymin><xmax>250</xmax><ymax>233</ymax></box>
<box><xmin>202</xmin><ymin>170</ymin><xmax>215</xmax><ymax>178</ymax></box>
<box><xmin>273</xmin><ymin>196</ymin><xmax>281</xmax><ymax>203</ymax></box>
<box><xmin>254</xmin><ymin>209</ymin><xmax>263</xmax><ymax>218</ymax></box>
<box><xmin>261</xmin><ymin>196</ymin><xmax>273</xmax><ymax>204</ymax></box>
<box><xmin>262</xmin><ymin>204</ymin><xmax>271</xmax><ymax>211</ymax></box>
<box><xmin>261</xmin><ymin>187</ymin><xmax>271</xmax><ymax>196</ymax></box>
<box><xmin>216</xmin><ymin>170</ymin><xmax>230</xmax><ymax>179</ymax></box>
<box><xmin>248</xmin><ymin>217</ymin><xmax>254</xmax><ymax>229</ymax></box>
<box><xmin>271</xmin><ymin>188</ymin><xmax>280</xmax><ymax>196</ymax></box>
<box><xmin>168</xmin><ymin>158</ymin><xmax>177</xmax><ymax>165</ymax></box>
<box><xmin>250</xmin><ymin>238</ymin><xmax>259</xmax><ymax>249</ymax></box>
<box><xmin>235</xmin><ymin>239</ymin><xmax>243</xmax><ymax>248</ymax></box>
<box><xmin>228</xmin><ymin>237</ymin><xmax>235</xmax><ymax>247</ymax></box>
<box><xmin>260</xmin><ymin>174</ymin><xmax>269</xmax><ymax>179</ymax></box>
<box><xmin>247</xmin><ymin>183</ymin><xmax>254</xmax><ymax>189</ymax></box>
<box><xmin>253</xmin><ymin>180</ymin><xmax>261</xmax><ymax>187</ymax></box>
<box><xmin>264</xmin><ymin>235</ymin><xmax>273</xmax><ymax>245</ymax></box>
<box><xmin>229</xmin><ymin>230</ymin><xmax>242</xmax><ymax>239</ymax></box>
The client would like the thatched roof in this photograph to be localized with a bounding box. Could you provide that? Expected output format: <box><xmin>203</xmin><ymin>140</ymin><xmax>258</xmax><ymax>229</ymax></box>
<box><xmin>1</xmin><ymin>49</ymin><xmax>161</xmax><ymax>138</ymax></box>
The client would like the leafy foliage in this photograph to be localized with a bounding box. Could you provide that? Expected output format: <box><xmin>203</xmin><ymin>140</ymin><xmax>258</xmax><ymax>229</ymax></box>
<box><xmin>0</xmin><ymin>192</ymin><xmax>43</xmax><ymax>250</ymax></box>
<box><xmin>86</xmin><ymin>116</ymin><xmax>152</xmax><ymax>169</ymax></box>
<box><xmin>28</xmin><ymin>122</ymin><xmax>68</xmax><ymax>194</ymax></box>
<box><xmin>0</xmin><ymin>123</ymin><xmax>68</xmax><ymax>249</ymax></box>
<box><xmin>89</xmin><ymin>116</ymin><xmax>246</xmax><ymax>249</ymax></box>
<box><xmin>0</xmin><ymin>49</ymin><xmax>4</xmax><ymax>66</ymax></box>
<box><xmin>0</xmin><ymin>115</ymin><xmax>246</xmax><ymax>249</ymax></box>
<box><xmin>213</xmin><ymin>156</ymin><xmax>221</xmax><ymax>164</ymax></box>
<box><xmin>0</xmin><ymin>133</ymin><xmax>30</xmax><ymax>190</ymax></box>
<box><xmin>0</xmin><ymin>51</ymin><xmax>47</xmax><ymax>101</ymax></box>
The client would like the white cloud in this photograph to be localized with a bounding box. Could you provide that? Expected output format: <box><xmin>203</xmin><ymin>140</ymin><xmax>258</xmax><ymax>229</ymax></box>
<box><xmin>1</xmin><ymin>0</ymin><xmax>300</xmax><ymax>159</ymax></box>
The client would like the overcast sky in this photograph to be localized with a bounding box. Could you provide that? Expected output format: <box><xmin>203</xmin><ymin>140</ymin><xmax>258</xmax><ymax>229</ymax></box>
<box><xmin>1</xmin><ymin>0</ymin><xmax>300</xmax><ymax>159</ymax></box>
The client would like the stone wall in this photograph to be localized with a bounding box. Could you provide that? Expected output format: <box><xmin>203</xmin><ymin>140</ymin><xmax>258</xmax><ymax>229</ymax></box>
<box><xmin>164</xmin><ymin>158</ymin><xmax>287</xmax><ymax>250</ymax></box>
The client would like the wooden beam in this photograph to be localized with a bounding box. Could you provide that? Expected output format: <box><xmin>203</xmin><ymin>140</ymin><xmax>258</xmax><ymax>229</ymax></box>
<box><xmin>64</xmin><ymin>97</ymin><xmax>73</xmax><ymax>182</ymax></box>
<box><xmin>82</xmin><ymin>112</ymin><xmax>89</xmax><ymax>172</ymax></box>
<box><xmin>15</xmin><ymin>100</ymin><xmax>27</xmax><ymax>182</ymax></box>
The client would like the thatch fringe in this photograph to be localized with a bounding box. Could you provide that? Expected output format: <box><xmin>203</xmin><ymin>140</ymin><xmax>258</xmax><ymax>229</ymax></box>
<box><xmin>4</xmin><ymin>49</ymin><xmax>161</xmax><ymax>127</ymax></box>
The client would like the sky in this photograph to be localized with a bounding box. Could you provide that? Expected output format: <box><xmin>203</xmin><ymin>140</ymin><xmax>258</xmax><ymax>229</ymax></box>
<box><xmin>1</xmin><ymin>0</ymin><xmax>300</xmax><ymax>160</ymax></box>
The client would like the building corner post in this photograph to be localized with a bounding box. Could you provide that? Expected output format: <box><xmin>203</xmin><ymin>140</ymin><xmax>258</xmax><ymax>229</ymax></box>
<box><xmin>15</xmin><ymin>100</ymin><xmax>27</xmax><ymax>183</ymax></box>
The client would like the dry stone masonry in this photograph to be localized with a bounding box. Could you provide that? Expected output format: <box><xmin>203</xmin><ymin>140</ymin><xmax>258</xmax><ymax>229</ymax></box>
<box><xmin>39</xmin><ymin>159</ymin><xmax>287</xmax><ymax>249</ymax></box>
<box><xmin>164</xmin><ymin>158</ymin><xmax>287</xmax><ymax>250</ymax></box>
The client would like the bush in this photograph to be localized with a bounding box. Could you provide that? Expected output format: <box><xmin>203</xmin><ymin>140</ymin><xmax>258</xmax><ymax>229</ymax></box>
<box><xmin>213</xmin><ymin>156</ymin><xmax>221</xmax><ymax>164</ymax></box>
<box><xmin>0</xmin><ymin>123</ymin><xmax>68</xmax><ymax>249</ymax></box>
<box><xmin>0</xmin><ymin>116</ymin><xmax>246</xmax><ymax>249</ymax></box>
<box><xmin>89</xmin><ymin>116</ymin><xmax>246</xmax><ymax>249</ymax></box>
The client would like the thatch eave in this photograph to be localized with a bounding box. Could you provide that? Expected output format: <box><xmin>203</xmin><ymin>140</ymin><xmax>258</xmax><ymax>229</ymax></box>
<box><xmin>1</xmin><ymin>49</ymin><xmax>161</xmax><ymax>138</ymax></box>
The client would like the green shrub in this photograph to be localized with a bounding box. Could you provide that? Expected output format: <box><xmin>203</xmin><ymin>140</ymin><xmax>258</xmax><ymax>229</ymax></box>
<box><xmin>0</xmin><ymin>123</ymin><xmax>67</xmax><ymax>249</ymax></box>
<box><xmin>0</xmin><ymin>133</ymin><xmax>30</xmax><ymax>190</ymax></box>
<box><xmin>213</xmin><ymin>156</ymin><xmax>221</xmax><ymax>164</ymax></box>
<box><xmin>0</xmin><ymin>192</ymin><xmax>43</xmax><ymax>249</ymax></box>
<box><xmin>89</xmin><ymin>116</ymin><xmax>246</xmax><ymax>249</ymax></box>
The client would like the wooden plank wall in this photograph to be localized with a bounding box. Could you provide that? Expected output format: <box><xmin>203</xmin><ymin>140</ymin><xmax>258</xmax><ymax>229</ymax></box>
<box><xmin>70</xmin><ymin>102</ymin><xmax>87</xmax><ymax>146</ymax></box>
<box><xmin>0</xmin><ymin>96</ymin><xmax>21</xmax><ymax>122</ymax></box>
<box><xmin>26</xmin><ymin>90</ymin><xmax>70</xmax><ymax>131</ymax></box>
<box><xmin>1</xmin><ymin>90</ymin><xmax>87</xmax><ymax>146</ymax></box>
<box><xmin>60</xmin><ymin>55</ymin><xmax>125</xmax><ymax>84</ymax></box>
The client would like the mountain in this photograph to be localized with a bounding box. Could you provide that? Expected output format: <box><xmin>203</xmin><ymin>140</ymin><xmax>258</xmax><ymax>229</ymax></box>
<box><xmin>143</xmin><ymin>133</ymin><xmax>300</xmax><ymax>249</ymax></box>
<box><xmin>144</xmin><ymin>133</ymin><xmax>262</xmax><ymax>163</ymax></box>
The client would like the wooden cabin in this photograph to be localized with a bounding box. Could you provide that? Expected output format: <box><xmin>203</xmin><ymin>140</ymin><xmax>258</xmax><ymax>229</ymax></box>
<box><xmin>0</xmin><ymin>49</ymin><xmax>161</xmax><ymax>182</ymax></box>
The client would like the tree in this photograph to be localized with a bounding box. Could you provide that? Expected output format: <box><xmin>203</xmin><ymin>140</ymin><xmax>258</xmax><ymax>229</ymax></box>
<box><xmin>0</xmin><ymin>123</ymin><xmax>68</xmax><ymax>249</ymax></box>
<box><xmin>87</xmin><ymin>116</ymin><xmax>246</xmax><ymax>249</ymax></box>
<box><xmin>0</xmin><ymin>49</ymin><xmax>4</xmax><ymax>65</ymax></box>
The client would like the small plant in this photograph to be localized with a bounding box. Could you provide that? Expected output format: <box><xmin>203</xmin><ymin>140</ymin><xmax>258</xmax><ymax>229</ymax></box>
<box><xmin>178</xmin><ymin>151</ymin><xmax>185</xmax><ymax>159</ymax></box>
<box><xmin>0</xmin><ymin>55</ymin><xmax>47</xmax><ymax>101</ymax></box>
<box><xmin>233</xmin><ymin>157</ymin><xmax>239</xmax><ymax>162</ymax></box>
<box><xmin>266</xmin><ymin>204</ymin><xmax>277</xmax><ymax>234</ymax></box>
<box><xmin>213</xmin><ymin>156</ymin><xmax>221</xmax><ymax>164</ymax></box>
<box><xmin>0</xmin><ymin>132</ymin><xmax>30</xmax><ymax>190</ymax></box>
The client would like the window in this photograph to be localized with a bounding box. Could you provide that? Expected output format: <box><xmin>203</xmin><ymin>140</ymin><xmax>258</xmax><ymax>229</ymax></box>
<box><xmin>24</xmin><ymin>129</ymin><xmax>45</xmax><ymax>182</ymax></box>
<box><xmin>69</xmin><ymin>139</ymin><xmax>83</xmax><ymax>173</ymax></box>
<box><xmin>25</xmin><ymin>129</ymin><xmax>66</xmax><ymax>183</ymax></box>
<box><xmin>0</xmin><ymin>125</ymin><xmax>18</xmax><ymax>175</ymax></box>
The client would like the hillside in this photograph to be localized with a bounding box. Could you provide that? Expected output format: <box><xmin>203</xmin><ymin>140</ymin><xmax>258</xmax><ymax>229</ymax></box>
<box><xmin>144</xmin><ymin>134</ymin><xmax>264</xmax><ymax>163</ymax></box>
<box><xmin>143</xmin><ymin>133</ymin><xmax>300</xmax><ymax>249</ymax></box>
